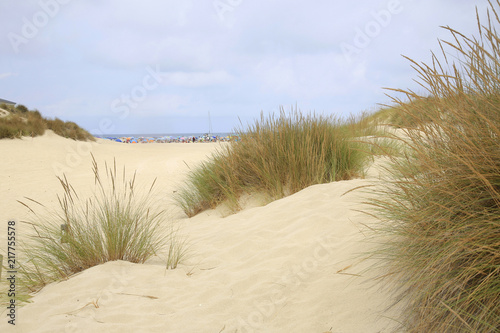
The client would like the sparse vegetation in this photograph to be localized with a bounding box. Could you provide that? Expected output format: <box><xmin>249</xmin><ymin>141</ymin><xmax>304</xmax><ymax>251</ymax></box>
<box><xmin>370</xmin><ymin>2</ymin><xmax>500</xmax><ymax>332</ymax></box>
<box><xmin>45</xmin><ymin>118</ymin><xmax>94</xmax><ymax>141</ymax></box>
<box><xmin>16</xmin><ymin>157</ymin><xmax>185</xmax><ymax>293</ymax></box>
<box><xmin>1</xmin><ymin>4</ymin><xmax>498</xmax><ymax>331</ymax></box>
<box><xmin>365</xmin><ymin>97</ymin><xmax>439</xmax><ymax>128</ymax></box>
<box><xmin>176</xmin><ymin>108</ymin><xmax>373</xmax><ymax>216</ymax></box>
<box><xmin>0</xmin><ymin>103</ymin><xmax>94</xmax><ymax>141</ymax></box>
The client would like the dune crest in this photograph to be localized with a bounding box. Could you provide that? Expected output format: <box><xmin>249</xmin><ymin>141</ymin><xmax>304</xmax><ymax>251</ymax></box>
<box><xmin>0</xmin><ymin>134</ymin><xmax>399</xmax><ymax>333</ymax></box>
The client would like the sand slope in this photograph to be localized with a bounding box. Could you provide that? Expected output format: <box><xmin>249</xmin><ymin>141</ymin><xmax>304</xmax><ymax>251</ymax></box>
<box><xmin>0</xmin><ymin>132</ymin><xmax>400</xmax><ymax>332</ymax></box>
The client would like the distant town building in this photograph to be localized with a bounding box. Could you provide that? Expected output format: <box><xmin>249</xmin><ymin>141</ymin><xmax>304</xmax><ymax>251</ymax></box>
<box><xmin>0</xmin><ymin>98</ymin><xmax>16</xmax><ymax>105</ymax></box>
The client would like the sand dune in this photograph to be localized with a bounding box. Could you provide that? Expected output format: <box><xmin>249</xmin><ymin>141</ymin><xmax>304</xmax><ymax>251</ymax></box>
<box><xmin>0</xmin><ymin>131</ymin><xmax>400</xmax><ymax>332</ymax></box>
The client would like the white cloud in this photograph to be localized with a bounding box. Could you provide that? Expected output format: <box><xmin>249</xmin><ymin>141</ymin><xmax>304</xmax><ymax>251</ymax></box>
<box><xmin>0</xmin><ymin>0</ymin><xmax>493</xmax><ymax>133</ymax></box>
<box><xmin>132</xmin><ymin>94</ymin><xmax>189</xmax><ymax>116</ymax></box>
<box><xmin>161</xmin><ymin>70</ymin><xmax>233</xmax><ymax>87</ymax></box>
<box><xmin>252</xmin><ymin>52</ymin><xmax>372</xmax><ymax>99</ymax></box>
<box><xmin>0</xmin><ymin>73</ymin><xmax>17</xmax><ymax>80</ymax></box>
<box><xmin>42</xmin><ymin>98</ymin><xmax>86</xmax><ymax>118</ymax></box>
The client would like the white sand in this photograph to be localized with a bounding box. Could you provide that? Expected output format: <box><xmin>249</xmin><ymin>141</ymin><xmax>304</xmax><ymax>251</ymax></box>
<box><xmin>0</xmin><ymin>131</ymin><xmax>401</xmax><ymax>333</ymax></box>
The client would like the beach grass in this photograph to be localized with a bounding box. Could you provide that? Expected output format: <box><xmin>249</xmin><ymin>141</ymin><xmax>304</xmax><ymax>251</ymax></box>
<box><xmin>364</xmin><ymin>97</ymin><xmax>439</xmax><ymax>129</ymax></box>
<box><xmin>0</xmin><ymin>103</ymin><xmax>94</xmax><ymax>141</ymax></box>
<box><xmin>16</xmin><ymin>156</ymin><xmax>183</xmax><ymax>293</ymax></box>
<box><xmin>45</xmin><ymin>118</ymin><xmax>95</xmax><ymax>141</ymax></box>
<box><xmin>176</xmin><ymin>108</ymin><xmax>373</xmax><ymax>216</ymax></box>
<box><xmin>370</xmin><ymin>2</ymin><xmax>500</xmax><ymax>332</ymax></box>
<box><xmin>0</xmin><ymin>105</ymin><xmax>45</xmax><ymax>139</ymax></box>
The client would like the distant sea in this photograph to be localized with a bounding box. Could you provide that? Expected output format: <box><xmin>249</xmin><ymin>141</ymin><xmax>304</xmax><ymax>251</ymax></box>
<box><xmin>95</xmin><ymin>132</ymin><xmax>235</xmax><ymax>139</ymax></box>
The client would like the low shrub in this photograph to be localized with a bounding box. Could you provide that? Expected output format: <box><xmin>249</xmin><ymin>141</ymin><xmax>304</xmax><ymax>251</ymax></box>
<box><xmin>46</xmin><ymin>118</ymin><xmax>95</xmax><ymax>141</ymax></box>
<box><xmin>0</xmin><ymin>104</ymin><xmax>94</xmax><ymax>141</ymax></box>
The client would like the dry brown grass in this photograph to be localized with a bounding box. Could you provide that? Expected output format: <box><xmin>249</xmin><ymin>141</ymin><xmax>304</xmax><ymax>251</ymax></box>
<box><xmin>0</xmin><ymin>103</ymin><xmax>94</xmax><ymax>141</ymax></box>
<box><xmin>370</xmin><ymin>2</ymin><xmax>500</xmax><ymax>332</ymax></box>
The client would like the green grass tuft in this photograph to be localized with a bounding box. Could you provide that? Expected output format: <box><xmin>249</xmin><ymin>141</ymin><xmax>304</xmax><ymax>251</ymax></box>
<box><xmin>177</xmin><ymin>108</ymin><xmax>372</xmax><ymax>216</ymax></box>
<box><xmin>15</xmin><ymin>156</ymin><xmax>185</xmax><ymax>294</ymax></box>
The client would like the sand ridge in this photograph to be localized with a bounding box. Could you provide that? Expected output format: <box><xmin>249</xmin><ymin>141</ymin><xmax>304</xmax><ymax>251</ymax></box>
<box><xmin>0</xmin><ymin>132</ymin><xmax>400</xmax><ymax>332</ymax></box>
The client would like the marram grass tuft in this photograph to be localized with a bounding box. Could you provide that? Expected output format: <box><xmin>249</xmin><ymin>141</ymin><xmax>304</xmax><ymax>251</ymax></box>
<box><xmin>16</xmin><ymin>156</ymin><xmax>185</xmax><ymax>294</ymax></box>
<box><xmin>370</xmin><ymin>2</ymin><xmax>500</xmax><ymax>332</ymax></box>
<box><xmin>176</xmin><ymin>108</ymin><xmax>372</xmax><ymax>217</ymax></box>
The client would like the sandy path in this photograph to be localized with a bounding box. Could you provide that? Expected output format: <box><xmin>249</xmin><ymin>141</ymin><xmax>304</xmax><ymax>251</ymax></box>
<box><xmin>0</xmin><ymin>132</ymin><xmax>400</xmax><ymax>333</ymax></box>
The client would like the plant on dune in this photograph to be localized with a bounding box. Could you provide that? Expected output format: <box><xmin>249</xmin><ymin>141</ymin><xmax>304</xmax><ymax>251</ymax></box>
<box><xmin>371</xmin><ymin>2</ymin><xmax>500</xmax><ymax>332</ymax></box>
<box><xmin>45</xmin><ymin>117</ymin><xmax>95</xmax><ymax>141</ymax></box>
<box><xmin>0</xmin><ymin>110</ymin><xmax>45</xmax><ymax>139</ymax></box>
<box><xmin>176</xmin><ymin>148</ymin><xmax>242</xmax><ymax>216</ymax></box>
<box><xmin>0</xmin><ymin>103</ymin><xmax>94</xmax><ymax>141</ymax></box>
<box><xmin>17</xmin><ymin>156</ymin><xmax>185</xmax><ymax>292</ymax></box>
<box><xmin>0</xmin><ymin>116</ymin><xmax>26</xmax><ymax>138</ymax></box>
<box><xmin>176</xmin><ymin>108</ymin><xmax>371</xmax><ymax>217</ymax></box>
<box><xmin>365</xmin><ymin>97</ymin><xmax>440</xmax><ymax>129</ymax></box>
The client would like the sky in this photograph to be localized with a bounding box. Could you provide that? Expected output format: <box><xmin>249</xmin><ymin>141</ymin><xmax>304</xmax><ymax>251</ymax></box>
<box><xmin>0</xmin><ymin>0</ymin><xmax>492</xmax><ymax>135</ymax></box>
